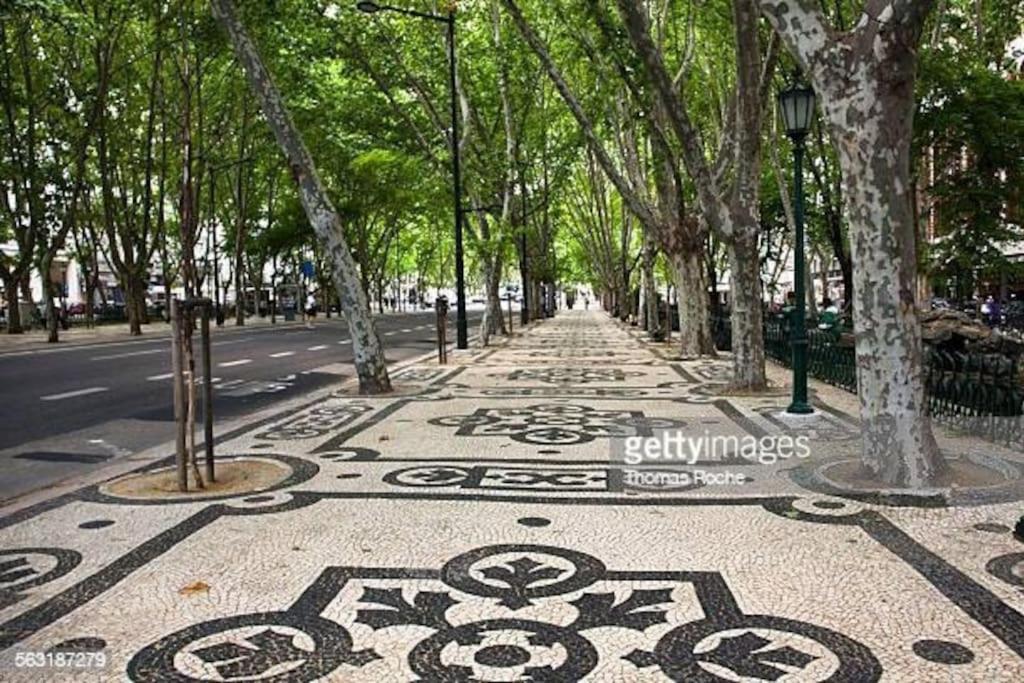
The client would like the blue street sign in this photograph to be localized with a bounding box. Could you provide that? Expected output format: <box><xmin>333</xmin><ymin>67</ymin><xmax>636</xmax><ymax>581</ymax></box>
<box><xmin>301</xmin><ymin>261</ymin><xmax>315</xmax><ymax>278</ymax></box>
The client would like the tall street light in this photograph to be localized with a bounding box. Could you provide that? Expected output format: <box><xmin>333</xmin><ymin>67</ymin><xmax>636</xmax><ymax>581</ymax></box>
<box><xmin>778</xmin><ymin>78</ymin><xmax>816</xmax><ymax>415</ymax></box>
<box><xmin>356</xmin><ymin>1</ymin><xmax>468</xmax><ymax>349</ymax></box>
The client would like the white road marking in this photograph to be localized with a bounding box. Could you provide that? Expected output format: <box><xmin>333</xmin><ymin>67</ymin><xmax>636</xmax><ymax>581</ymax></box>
<box><xmin>337</xmin><ymin>340</ymin><xmax>351</xmax><ymax>345</ymax></box>
<box><xmin>146</xmin><ymin>373</ymin><xmax>174</xmax><ymax>381</ymax></box>
<box><xmin>307</xmin><ymin>345</ymin><xmax>328</xmax><ymax>351</ymax></box>
<box><xmin>269</xmin><ymin>351</ymin><xmax>295</xmax><ymax>358</ymax></box>
<box><xmin>211</xmin><ymin>338</ymin><xmax>252</xmax><ymax>347</ymax></box>
<box><xmin>41</xmin><ymin>387</ymin><xmax>109</xmax><ymax>401</ymax></box>
<box><xmin>219</xmin><ymin>359</ymin><xmax>252</xmax><ymax>367</ymax></box>
<box><xmin>385</xmin><ymin>331</ymin><xmax>397</xmax><ymax>336</ymax></box>
<box><xmin>401</xmin><ymin>328</ymin><xmax>412</xmax><ymax>333</ymax></box>
<box><xmin>91</xmin><ymin>348</ymin><xmax>163</xmax><ymax>361</ymax></box>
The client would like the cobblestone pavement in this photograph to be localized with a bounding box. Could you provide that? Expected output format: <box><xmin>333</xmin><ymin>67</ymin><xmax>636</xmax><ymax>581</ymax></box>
<box><xmin>1</xmin><ymin>311</ymin><xmax>1023</xmax><ymax>681</ymax></box>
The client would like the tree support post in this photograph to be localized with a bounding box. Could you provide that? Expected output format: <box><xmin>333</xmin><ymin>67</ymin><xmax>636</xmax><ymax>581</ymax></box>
<box><xmin>199</xmin><ymin>302</ymin><xmax>215</xmax><ymax>483</ymax></box>
<box><xmin>171</xmin><ymin>298</ymin><xmax>216</xmax><ymax>491</ymax></box>
<box><xmin>170</xmin><ymin>299</ymin><xmax>188</xmax><ymax>492</ymax></box>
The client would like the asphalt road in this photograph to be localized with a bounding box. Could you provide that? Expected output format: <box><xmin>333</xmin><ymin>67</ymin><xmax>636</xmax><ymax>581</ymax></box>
<box><xmin>0</xmin><ymin>309</ymin><xmax>485</xmax><ymax>503</ymax></box>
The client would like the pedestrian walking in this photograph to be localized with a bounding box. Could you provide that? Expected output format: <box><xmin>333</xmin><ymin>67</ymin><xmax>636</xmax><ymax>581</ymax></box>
<box><xmin>305</xmin><ymin>292</ymin><xmax>317</xmax><ymax>329</ymax></box>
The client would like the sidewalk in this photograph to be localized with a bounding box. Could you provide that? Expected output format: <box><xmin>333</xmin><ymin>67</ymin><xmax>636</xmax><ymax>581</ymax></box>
<box><xmin>1</xmin><ymin>310</ymin><xmax>1023</xmax><ymax>680</ymax></box>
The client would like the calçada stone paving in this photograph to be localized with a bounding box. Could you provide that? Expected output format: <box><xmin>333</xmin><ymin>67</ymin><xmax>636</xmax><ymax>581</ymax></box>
<box><xmin>0</xmin><ymin>311</ymin><xmax>1023</xmax><ymax>681</ymax></box>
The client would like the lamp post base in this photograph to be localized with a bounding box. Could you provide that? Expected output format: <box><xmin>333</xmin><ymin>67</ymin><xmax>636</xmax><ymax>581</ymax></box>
<box><xmin>786</xmin><ymin>401</ymin><xmax>815</xmax><ymax>415</ymax></box>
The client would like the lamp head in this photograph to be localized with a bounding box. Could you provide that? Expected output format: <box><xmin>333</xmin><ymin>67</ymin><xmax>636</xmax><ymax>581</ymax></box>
<box><xmin>356</xmin><ymin>1</ymin><xmax>382</xmax><ymax>13</ymax></box>
<box><xmin>778</xmin><ymin>78</ymin><xmax>815</xmax><ymax>139</ymax></box>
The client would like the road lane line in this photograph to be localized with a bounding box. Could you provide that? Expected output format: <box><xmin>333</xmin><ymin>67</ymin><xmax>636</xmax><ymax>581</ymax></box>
<box><xmin>401</xmin><ymin>328</ymin><xmax>412</xmax><ymax>333</ymax></box>
<box><xmin>41</xmin><ymin>387</ymin><xmax>109</xmax><ymax>401</ymax></box>
<box><xmin>269</xmin><ymin>351</ymin><xmax>294</xmax><ymax>358</ymax></box>
<box><xmin>307</xmin><ymin>345</ymin><xmax>328</xmax><ymax>351</ymax></box>
<box><xmin>146</xmin><ymin>373</ymin><xmax>174</xmax><ymax>381</ymax></box>
<box><xmin>91</xmin><ymin>348</ymin><xmax>163</xmax><ymax>361</ymax></box>
<box><xmin>218</xmin><ymin>359</ymin><xmax>252</xmax><ymax>367</ymax></box>
<box><xmin>211</xmin><ymin>338</ymin><xmax>253</xmax><ymax>347</ymax></box>
<box><xmin>337</xmin><ymin>340</ymin><xmax>351</xmax><ymax>344</ymax></box>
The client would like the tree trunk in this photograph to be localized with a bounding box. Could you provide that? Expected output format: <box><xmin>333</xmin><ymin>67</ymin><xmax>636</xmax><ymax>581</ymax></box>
<box><xmin>211</xmin><ymin>0</ymin><xmax>390</xmax><ymax>394</ymax></box>
<box><xmin>480</xmin><ymin>254</ymin><xmax>506</xmax><ymax>345</ymax></box>
<box><xmin>125</xmin><ymin>275</ymin><xmax>144</xmax><ymax>336</ymax></box>
<box><xmin>805</xmin><ymin>252</ymin><xmax>818</xmax><ymax>318</ymax></box>
<box><xmin>45</xmin><ymin>288</ymin><xmax>58</xmax><ymax>343</ymax></box>
<box><xmin>536</xmin><ymin>281</ymin><xmax>544</xmax><ymax>320</ymax></box>
<box><xmin>234</xmin><ymin>254</ymin><xmax>246</xmax><ymax>325</ymax></box>
<box><xmin>39</xmin><ymin>257</ymin><xmax>58</xmax><ymax>344</ymax></box>
<box><xmin>3</xmin><ymin>274</ymin><xmax>22</xmax><ymax>334</ymax></box>
<box><xmin>758</xmin><ymin>0</ymin><xmax>942</xmax><ymax>488</ymax></box>
<box><xmin>642</xmin><ymin>236</ymin><xmax>660</xmax><ymax>338</ymax></box>
<box><xmin>617</xmin><ymin>279</ymin><xmax>631</xmax><ymax>322</ymax></box>
<box><xmin>728</xmin><ymin>230</ymin><xmax>766</xmax><ymax>389</ymax></box>
<box><xmin>834</xmin><ymin>95</ymin><xmax>943</xmax><ymax>487</ymax></box>
<box><xmin>670</xmin><ymin>250</ymin><xmax>715</xmax><ymax>358</ymax></box>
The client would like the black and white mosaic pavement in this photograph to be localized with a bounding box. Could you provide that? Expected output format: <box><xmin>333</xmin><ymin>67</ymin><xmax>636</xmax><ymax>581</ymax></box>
<box><xmin>0</xmin><ymin>311</ymin><xmax>1022</xmax><ymax>681</ymax></box>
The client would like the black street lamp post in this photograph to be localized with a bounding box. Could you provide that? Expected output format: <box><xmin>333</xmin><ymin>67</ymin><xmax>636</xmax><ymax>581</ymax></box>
<box><xmin>778</xmin><ymin>78</ymin><xmax>816</xmax><ymax>415</ymax></box>
<box><xmin>356</xmin><ymin>1</ymin><xmax>468</xmax><ymax>349</ymax></box>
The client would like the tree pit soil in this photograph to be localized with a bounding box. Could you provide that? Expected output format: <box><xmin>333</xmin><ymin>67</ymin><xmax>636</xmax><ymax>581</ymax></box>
<box><xmin>821</xmin><ymin>457</ymin><xmax>1017</xmax><ymax>492</ymax></box>
<box><xmin>101</xmin><ymin>458</ymin><xmax>291</xmax><ymax>501</ymax></box>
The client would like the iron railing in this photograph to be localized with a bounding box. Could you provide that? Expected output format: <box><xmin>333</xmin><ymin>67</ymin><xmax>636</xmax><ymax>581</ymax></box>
<box><xmin>712</xmin><ymin>313</ymin><xmax>1024</xmax><ymax>446</ymax></box>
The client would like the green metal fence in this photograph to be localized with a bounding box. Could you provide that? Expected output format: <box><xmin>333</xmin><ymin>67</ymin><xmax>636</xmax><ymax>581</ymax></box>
<box><xmin>712</xmin><ymin>313</ymin><xmax>1024</xmax><ymax>446</ymax></box>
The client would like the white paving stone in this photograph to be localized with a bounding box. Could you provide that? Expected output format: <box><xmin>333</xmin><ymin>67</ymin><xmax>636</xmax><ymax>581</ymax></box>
<box><xmin>0</xmin><ymin>311</ymin><xmax>1022</xmax><ymax>681</ymax></box>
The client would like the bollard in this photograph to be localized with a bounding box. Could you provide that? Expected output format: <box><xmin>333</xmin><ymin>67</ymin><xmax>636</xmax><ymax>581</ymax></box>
<box><xmin>436</xmin><ymin>295</ymin><xmax>449</xmax><ymax>364</ymax></box>
<box><xmin>664</xmin><ymin>285</ymin><xmax>672</xmax><ymax>342</ymax></box>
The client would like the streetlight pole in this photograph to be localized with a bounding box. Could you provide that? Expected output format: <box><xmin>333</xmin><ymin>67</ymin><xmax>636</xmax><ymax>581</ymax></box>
<box><xmin>788</xmin><ymin>134</ymin><xmax>812</xmax><ymax>414</ymax></box>
<box><xmin>779</xmin><ymin>79</ymin><xmax>815</xmax><ymax>415</ymax></box>
<box><xmin>356</xmin><ymin>2</ymin><xmax>468</xmax><ymax>349</ymax></box>
<box><xmin>447</xmin><ymin>12</ymin><xmax>468</xmax><ymax>349</ymax></box>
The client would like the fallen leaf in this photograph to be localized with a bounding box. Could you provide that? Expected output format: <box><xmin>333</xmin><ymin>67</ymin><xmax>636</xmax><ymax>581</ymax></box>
<box><xmin>179</xmin><ymin>581</ymin><xmax>210</xmax><ymax>596</ymax></box>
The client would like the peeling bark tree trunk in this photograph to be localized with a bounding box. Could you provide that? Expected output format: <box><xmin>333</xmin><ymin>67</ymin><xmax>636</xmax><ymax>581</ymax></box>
<box><xmin>759</xmin><ymin>0</ymin><xmax>944</xmax><ymax>486</ymax></box>
<box><xmin>485</xmin><ymin>260</ymin><xmax>507</xmax><ymax>335</ymax></box>
<box><xmin>728</xmin><ymin>229</ymin><xmax>766</xmax><ymax>388</ymax></box>
<box><xmin>670</xmin><ymin>250</ymin><xmax>714</xmax><ymax>358</ymax></box>
<box><xmin>612</xmin><ymin>0</ymin><xmax>767</xmax><ymax>387</ymax></box>
<box><xmin>842</xmin><ymin>133</ymin><xmax>941</xmax><ymax>483</ymax></box>
<box><xmin>641</xmin><ymin>233</ymin><xmax>659</xmax><ymax>338</ymax></box>
<box><xmin>480</xmin><ymin>254</ymin><xmax>506</xmax><ymax>346</ymax></box>
<box><xmin>211</xmin><ymin>0</ymin><xmax>390</xmax><ymax>394</ymax></box>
